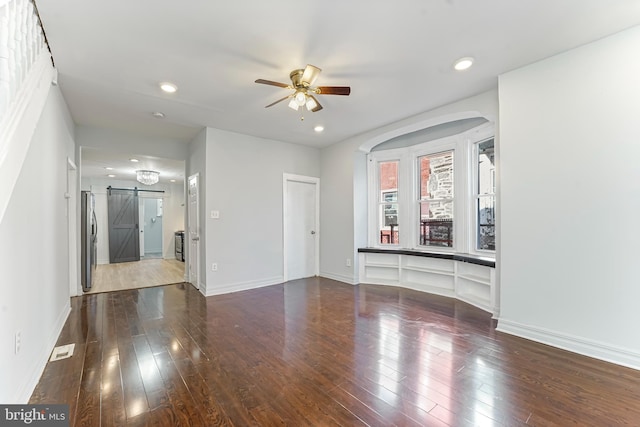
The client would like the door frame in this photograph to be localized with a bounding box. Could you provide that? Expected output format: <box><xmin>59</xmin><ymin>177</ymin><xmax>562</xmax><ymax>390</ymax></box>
<box><xmin>66</xmin><ymin>157</ymin><xmax>78</xmax><ymax>296</ymax></box>
<box><xmin>283</xmin><ymin>173</ymin><xmax>320</xmax><ymax>282</ymax></box>
<box><xmin>187</xmin><ymin>173</ymin><xmax>200</xmax><ymax>290</ymax></box>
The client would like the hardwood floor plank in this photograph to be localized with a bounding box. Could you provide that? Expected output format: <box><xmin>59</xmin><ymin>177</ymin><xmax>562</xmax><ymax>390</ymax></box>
<box><xmin>100</xmin><ymin>351</ymin><xmax>126</xmax><ymax>427</ymax></box>
<box><xmin>29</xmin><ymin>278</ymin><xmax>640</xmax><ymax>426</ymax></box>
<box><xmin>172</xmin><ymin>357</ymin><xmax>235</xmax><ymax>426</ymax></box>
<box><xmin>74</xmin><ymin>340</ymin><xmax>102</xmax><ymax>427</ymax></box>
<box><xmin>152</xmin><ymin>351</ymin><xmax>207</xmax><ymax>426</ymax></box>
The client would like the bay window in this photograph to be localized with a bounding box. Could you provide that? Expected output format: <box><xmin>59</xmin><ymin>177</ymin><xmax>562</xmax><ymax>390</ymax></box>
<box><xmin>367</xmin><ymin>122</ymin><xmax>495</xmax><ymax>256</ymax></box>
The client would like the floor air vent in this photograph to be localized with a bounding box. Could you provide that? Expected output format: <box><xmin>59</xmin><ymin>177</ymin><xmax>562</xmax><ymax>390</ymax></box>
<box><xmin>50</xmin><ymin>344</ymin><xmax>75</xmax><ymax>362</ymax></box>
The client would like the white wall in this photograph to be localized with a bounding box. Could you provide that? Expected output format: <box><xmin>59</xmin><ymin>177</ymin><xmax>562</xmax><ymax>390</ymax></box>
<box><xmin>203</xmin><ymin>128</ymin><xmax>320</xmax><ymax>295</ymax></box>
<box><xmin>320</xmin><ymin>90</ymin><xmax>498</xmax><ymax>285</ymax></box>
<box><xmin>319</xmin><ymin>145</ymin><xmax>359</xmax><ymax>284</ymax></box>
<box><xmin>498</xmin><ymin>25</ymin><xmax>640</xmax><ymax>369</ymax></box>
<box><xmin>81</xmin><ymin>177</ymin><xmax>185</xmax><ymax>263</ymax></box>
<box><xmin>0</xmin><ymin>84</ymin><xmax>75</xmax><ymax>403</ymax></box>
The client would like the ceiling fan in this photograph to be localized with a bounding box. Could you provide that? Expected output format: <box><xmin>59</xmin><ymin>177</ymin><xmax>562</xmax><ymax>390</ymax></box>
<box><xmin>255</xmin><ymin>64</ymin><xmax>351</xmax><ymax>113</ymax></box>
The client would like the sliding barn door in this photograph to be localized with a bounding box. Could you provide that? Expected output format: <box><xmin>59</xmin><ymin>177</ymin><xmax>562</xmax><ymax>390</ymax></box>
<box><xmin>107</xmin><ymin>188</ymin><xmax>140</xmax><ymax>263</ymax></box>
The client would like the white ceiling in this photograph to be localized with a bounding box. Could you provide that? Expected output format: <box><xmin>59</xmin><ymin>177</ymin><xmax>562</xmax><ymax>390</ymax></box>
<box><xmin>81</xmin><ymin>147</ymin><xmax>185</xmax><ymax>184</ymax></box>
<box><xmin>37</xmin><ymin>0</ymin><xmax>640</xmax><ymax>173</ymax></box>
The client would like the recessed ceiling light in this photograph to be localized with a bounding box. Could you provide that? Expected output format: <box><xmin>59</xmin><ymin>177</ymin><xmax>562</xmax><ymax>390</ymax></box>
<box><xmin>170</xmin><ymin>179</ymin><xmax>176</xmax><ymax>183</ymax></box>
<box><xmin>107</xmin><ymin>174</ymin><xmax>116</xmax><ymax>178</ymax></box>
<box><xmin>151</xmin><ymin>111</ymin><xmax>165</xmax><ymax>119</ymax></box>
<box><xmin>160</xmin><ymin>82</ymin><xmax>177</xmax><ymax>93</ymax></box>
<box><xmin>130</xmin><ymin>158</ymin><xmax>139</xmax><ymax>163</ymax></box>
<box><xmin>104</xmin><ymin>167</ymin><xmax>113</xmax><ymax>170</ymax></box>
<box><xmin>453</xmin><ymin>57</ymin><xmax>474</xmax><ymax>71</ymax></box>
<box><xmin>314</xmin><ymin>125</ymin><xmax>324</xmax><ymax>133</ymax></box>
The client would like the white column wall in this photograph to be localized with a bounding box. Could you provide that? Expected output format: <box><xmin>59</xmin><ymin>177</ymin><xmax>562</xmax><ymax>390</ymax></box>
<box><xmin>203</xmin><ymin>128</ymin><xmax>320</xmax><ymax>296</ymax></box>
<box><xmin>498</xmin><ymin>25</ymin><xmax>640</xmax><ymax>368</ymax></box>
<box><xmin>0</xmin><ymin>84</ymin><xmax>75</xmax><ymax>403</ymax></box>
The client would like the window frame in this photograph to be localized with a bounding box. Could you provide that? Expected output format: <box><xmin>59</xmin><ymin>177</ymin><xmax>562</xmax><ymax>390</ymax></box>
<box><xmin>471</xmin><ymin>135</ymin><xmax>496</xmax><ymax>254</ymax></box>
<box><xmin>369</xmin><ymin>155</ymin><xmax>403</xmax><ymax>247</ymax></box>
<box><xmin>416</xmin><ymin>149</ymin><xmax>457</xmax><ymax>249</ymax></box>
<box><xmin>367</xmin><ymin>122</ymin><xmax>495</xmax><ymax>257</ymax></box>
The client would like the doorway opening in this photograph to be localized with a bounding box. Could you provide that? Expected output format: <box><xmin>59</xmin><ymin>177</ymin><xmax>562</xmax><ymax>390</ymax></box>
<box><xmin>79</xmin><ymin>147</ymin><xmax>187</xmax><ymax>294</ymax></box>
<box><xmin>140</xmin><ymin>197</ymin><xmax>164</xmax><ymax>259</ymax></box>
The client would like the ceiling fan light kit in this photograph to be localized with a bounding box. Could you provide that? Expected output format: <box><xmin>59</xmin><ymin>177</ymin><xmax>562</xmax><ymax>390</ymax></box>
<box><xmin>255</xmin><ymin>64</ymin><xmax>351</xmax><ymax>115</ymax></box>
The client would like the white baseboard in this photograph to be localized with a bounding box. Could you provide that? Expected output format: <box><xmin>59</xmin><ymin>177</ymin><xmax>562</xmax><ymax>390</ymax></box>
<box><xmin>319</xmin><ymin>271</ymin><xmax>358</xmax><ymax>285</ymax></box>
<box><xmin>16</xmin><ymin>302</ymin><xmax>71</xmax><ymax>403</ymax></box>
<box><xmin>204</xmin><ymin>276</ymin><xmax>284</xmax><ymax>297</ymax></box>
<box><xmin>197</xmin><ymin>281</ymin><xmax>206</xmax><ymax>296</ymax></box>
<box><xmin>497</xmin><ymin>318</ymin><xmax>640</xmax><ymax>371</ymax></box>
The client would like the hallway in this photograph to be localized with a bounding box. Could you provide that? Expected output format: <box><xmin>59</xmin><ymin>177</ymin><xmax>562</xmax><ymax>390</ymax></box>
<box><xmin>88</xmin><ymin>259</ymin><xmax>185</xmax><ymax>294</ymax></box>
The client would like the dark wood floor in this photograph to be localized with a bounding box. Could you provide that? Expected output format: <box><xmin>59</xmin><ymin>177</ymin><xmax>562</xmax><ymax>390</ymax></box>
<box><xmin>30</xmin><ymin>278</ymin><xmax>640</xmax><ymax>426</ymax></box>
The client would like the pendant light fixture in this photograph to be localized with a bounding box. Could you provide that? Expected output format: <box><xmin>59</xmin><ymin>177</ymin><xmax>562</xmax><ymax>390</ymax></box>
<box><xmin>136</xmin><ymin>170</ymin><xmax>160</xmax><ymax>185</ymax></box>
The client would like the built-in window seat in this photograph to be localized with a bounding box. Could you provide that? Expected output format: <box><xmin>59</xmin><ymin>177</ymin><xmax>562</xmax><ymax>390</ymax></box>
<box><xmin>358</xmin><ymin>248</ymin><xmax>496</xmax><ymax>316</ymax></box>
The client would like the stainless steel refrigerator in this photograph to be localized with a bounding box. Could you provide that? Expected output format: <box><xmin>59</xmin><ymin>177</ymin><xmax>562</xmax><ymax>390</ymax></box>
<box><xmin>81</xmin><ymin>191</ymin><xmax>97</xmax><ymax>291</ymax></box>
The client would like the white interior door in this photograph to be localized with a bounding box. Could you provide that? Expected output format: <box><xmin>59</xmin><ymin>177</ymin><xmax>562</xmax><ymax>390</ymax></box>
<box><xmin>188</xmin><ymin>174</ymin><xmax>200</xmax><ymax>289</ymax></box>
<box><xmin>284</xmin><ymin>174</ymin><xmax>319</xmax><ymax>281</ymax></box>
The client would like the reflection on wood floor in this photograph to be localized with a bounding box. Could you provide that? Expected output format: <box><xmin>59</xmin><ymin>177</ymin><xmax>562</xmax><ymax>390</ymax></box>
<box><xmin>31</xmin><ymin>278</ymin><xmax>640</xmax><ymax>426</ymax></box>
<box><xmin>89</xmin><ymin>258</ymin><xmax>185</xmax><ymax>294</ymax></box>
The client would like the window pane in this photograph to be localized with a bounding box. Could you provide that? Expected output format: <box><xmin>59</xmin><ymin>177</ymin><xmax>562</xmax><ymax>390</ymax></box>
<box><xmin>478</xmin><ymin>139</ymin><xmax>495</xmax><ymax>195</ymax></box>
<box><xmin>419</xmin><ymin>151</ymin><xmax>454</xmax><ymax>248</ymax></box>
<box><xmin>382</xmin><ymin>199</ymin><xmax>398</xmax><ymax>226</ymax></box>
<box><xmin>420</xmin><ymin>151</ymin><xmax>454</xmax><ymax>199</ymax></box>
<box><xmin>477</xmin><ymin>196</ymin><xmax>495</xmax><ymax>250</ymax></box>
<box><xmin>419</xmin><ymin>201</ymin><xmax>453</xmax><ymax>247</ymax></box>
<box><xmin>380</xmin><ymin>203</ymin><xmax>399</xmax><ymax>244</ymax></box>
<box><xmin>379</xmin><ymin>161</ymin><xmax>399</xmax><ymax>245</ymax></box>
<box><xmin>379</xmin><ymin>161</ymin><xmax>398</xmax><ymax>199</ymax></box>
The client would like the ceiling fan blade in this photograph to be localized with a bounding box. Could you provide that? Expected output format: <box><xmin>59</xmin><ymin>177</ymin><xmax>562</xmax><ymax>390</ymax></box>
<box><xmin>316</xmin><ymin>86</ymin><xmax>351</xmax><ymax>96</ymax></box>
<box><xmin>255</xmin><ymin>79</ymin><xmax>290</xmax><ymax>88</ymax></box>
<box><xmin>265</xmin><ymin>95</ymin><xmax>291</xmax><ymax>108</ymax></box>
<box><xmin>301</xmin><ymin>64</ymin><xmax>322</xmax><ymax>86</ymax></box>
<box><xmin>309</xmin><ymin>95</ymin><xmax>323</xmax><ymax>112</ymax></box>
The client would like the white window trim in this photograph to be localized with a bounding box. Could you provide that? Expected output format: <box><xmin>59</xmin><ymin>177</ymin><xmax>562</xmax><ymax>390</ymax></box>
<box><xmin>414</xmin><ymin>147</ymin><xmax>458</xmax><ymax>251</ymax></box>
<box><xmin>468</xmin><ymin>125</ymin><xmax>496</xmax><ymax>256</ymax></box>
<box><xmin>368</xmin><ymin>153</ymin><xmax>403</xmax><ymax>247</ymax></box>
<box><xmin>367</xmin><ymin>122</ymin><xmax>495</xmax><ymax>257</ymax></box>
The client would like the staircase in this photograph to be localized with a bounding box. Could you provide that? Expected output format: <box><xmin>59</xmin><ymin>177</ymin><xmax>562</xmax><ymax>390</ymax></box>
<box><xmin>0</xmin><ymin>0</ymin><xmax>55</xmax><ymax>223</ymax></box>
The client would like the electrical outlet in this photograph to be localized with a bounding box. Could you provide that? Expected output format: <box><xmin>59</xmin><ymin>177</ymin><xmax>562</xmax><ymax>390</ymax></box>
<box><xmin>346</xmin><ymin>258</ymin><xmax>352</xmax><ymax>267</ymax></box>
<box><xmin>15</xmin><ymin>331</ymin><xmax>21</xmax><ymax>354</ymax></box>
<box><xmin>210</xmin><ymin>210</ymin><xmax>220</xmax><ymax>219</ymax></box>
<box><xmin>212</xmin><ymin>263</ymin><xmax>218</xmax><ymax>271</ymax></box>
